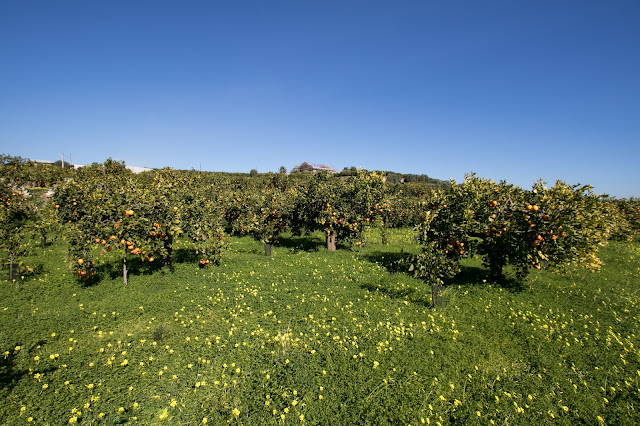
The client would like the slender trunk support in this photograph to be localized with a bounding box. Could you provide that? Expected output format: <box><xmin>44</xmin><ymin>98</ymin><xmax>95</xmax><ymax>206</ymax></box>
<box><xmin>123</xmin><ymin>254</ymin><xmax>128</xmax><ymax>287</ymax></box>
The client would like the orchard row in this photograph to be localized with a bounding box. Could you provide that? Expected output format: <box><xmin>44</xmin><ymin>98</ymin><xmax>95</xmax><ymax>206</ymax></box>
<box><xmin>51</xmin><ymin>160</ymin><xmax>392</xmax><ymax>284</ymax></box>
<box><xmin>2</xmin><ymin>158</ymin><xmax>639</xmax><ymax>288</ymax></box>
<box><xmin>411</xmin><ymin>174</ymin><xmax>638</xmax><ymax>288</ymax></box>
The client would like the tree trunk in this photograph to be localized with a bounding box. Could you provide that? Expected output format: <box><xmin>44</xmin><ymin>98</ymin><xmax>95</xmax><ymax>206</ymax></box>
<box><xmin>431</xmin><ymin>284</ymin><xmax>443</xmax><ymax>308</ymax></box>
<box><xmin>123</xmin><ymin>254</ymin><xmax>128</xmax><ymax>287</ymax></box>
<box><xmin>264</xmin><ymin>243</ymin><xmax>272</xmax><ymax>257</ymax></box>
<box><xmin>163</xmin><ymin>235</ymin><xmax>174</xmax><ymax>267</ymax></box>
<box><xmin>489</xmin><ymin>261</ymin><xmax>503</xmax><ymax>282</ymax></box>
<box><xmin>326</xmin><ymin>233</ymin><xmax>336</xmax><ymax>251</ymax></box>
<box><xmin>41</xmin><ymin>236</ymin><xmax>46</xmax><ymax>249</ymax></box>
<box><xmin>9</xmin><ymin>254</ymin><xmax>14</xmax><ymax>282</ymax></box>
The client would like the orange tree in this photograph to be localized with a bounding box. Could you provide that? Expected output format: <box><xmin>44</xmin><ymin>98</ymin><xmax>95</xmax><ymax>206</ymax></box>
<box><xmin>166</xmin><ymin>170</ymin><xmax>226</xmax><ymax>266</ymax></box>
<box><xmin>0</xmin><ymin>155</ymin><xmax>36</xmax><ymax>187</ymax></box>
<box><xmin>384</xmin><ymin>181</ymin><xmax>437</xmax><ymax>227</ymax></box>
<box><xmin>222</xmin><ymin>175</ymin><xmax>258</xmax><ymax>237</ymax></box>
<box><xmin>0</xmin><ymin>154</ymin><xmax>73</xmax><ymax>188</ymax></box>
<box><xmin>53</xmin><ymin>160</ymin><xmax>137</xmax><ymax>283</ymax></box>
<box><xmin>0</xmin><ymin>182</ymin><xmax>36</xmax><ymax>281</ymax></box>
<box><xmin>222</xmin><ymin>176</ymin><xmax>295</xmax><ymax>255</ymax></box>
<box><xmin>31</xmin><ymin>188</ymin><xmax>60</xmax><ymax>249</ymax></box>
<box><xmin>1</xmin><ymin>155</ymin><xmax>69</xmax><ymax>252</ymax></box>
<box><xmin>292</xmin><ymin>171</ymin><xmax>385</xmax><ymax>248</ymax></box>
<box><xmin>604</xmin><ymin>197</ymin><xmax>640</xmax><ymax>241</ymax></box>
<box><xmin>381</xmin><ymin>193</ymin><xmax>430</xmax><ymax>228</ymax></box>
<box><xmin>53</xmin><ymin>161</ymin><xmax>227</xmax><ymax>285</ymax></box>
<box><xmin>375</xmin><ymin>198</ymin><xmax>393</xmax><ymax>244</ymax></box>
<box><xmin>248</xmin><ymin>188</ymin><xmax>295</xmax><ymax>249</ymax></box>
<box><xmin>412</xmin><ymin>174</ymin><xmax>612</xmax><ymax>287</ymax></box>
<box><xmin>623</xmin><ymin>198</ymin><xmax>640</xmax><ymax>235</ymax></box>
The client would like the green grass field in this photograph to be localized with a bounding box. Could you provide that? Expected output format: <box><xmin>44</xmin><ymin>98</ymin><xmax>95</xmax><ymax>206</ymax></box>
<box><xmin>1</xmin><ymin>229</ymin><xmax>639</xmax><ymax>424</ymax></box>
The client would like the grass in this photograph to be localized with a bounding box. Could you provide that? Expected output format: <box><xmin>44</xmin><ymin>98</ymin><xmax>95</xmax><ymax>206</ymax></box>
<box><xmin>1</xmin><ymin>228</ymin><xmax>639</xmax><ymax>424</ymax></box>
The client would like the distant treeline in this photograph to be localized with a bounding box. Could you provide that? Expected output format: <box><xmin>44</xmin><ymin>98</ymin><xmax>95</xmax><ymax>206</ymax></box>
<box><xmin>338</xmin><ymin>166</ymin><xmax>450</xmax><ymax>190</ymax></box>
<box><xmin>385</xmin><ymin>172</ymin><xmax>450</xmax><ymax>187</ymax></box>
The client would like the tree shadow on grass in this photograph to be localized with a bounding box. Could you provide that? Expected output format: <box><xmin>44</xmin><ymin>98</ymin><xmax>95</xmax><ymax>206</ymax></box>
<box><xmin>361</xmin><ymin>251</ymin><xmax>524</xmax><ymax>302</ymax></box>
<box><xmin>362</xmin><ymin>250</ymin><xmax>415</xmax><ymax>274</ymax></box>
<box><xmin>97</xmin><ymin>257</ymin><xmax>166</xmax><ymax>283</ymax></box>
<box><xmin>444</xmin><ymin>263</ymin><xmax>524</xmax><ymax>291</ymax></box>
<box><xmin>173</xmin><ymin>247</ymin><xmax>199</xmax><ymax>264</ymax></box>
<box><xmin>1</xmin><ymin>262</ymin><xmax>46</xmax><ymax>283</ymax></box>
<box><xmin>277</xmin><ymin>234</ymin><xmax>325</xmax><ymax>253</ymax></box>
<box><xmin>0</xmin><ymin>351</ymin><xmax>25</xmax><ymax>393</ymax></box>
<box><xmin>89</xmin><ymin>244</ymin><xmax>233</xmax><ymax>286</ymax></box>
<box><xmin>359</xmin><ymin>250</ymin><xmax>432</xmax><ymax>307</ymax></box>
<box><xmin>83</xmin><ymin>248</ymin><xmax>202</xmax><ymax>286</ymax></box>
<box><xmin>0</xmin><ymin>349</ymin><xmax>56</xmax><ymax>394</ymax></box>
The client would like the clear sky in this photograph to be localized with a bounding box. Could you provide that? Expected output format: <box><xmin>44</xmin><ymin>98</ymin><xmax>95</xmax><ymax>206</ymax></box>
<box><xmin>1</xmin><ymin>1</ymin><xmax>638</xmax><ymax>197</ymax></box>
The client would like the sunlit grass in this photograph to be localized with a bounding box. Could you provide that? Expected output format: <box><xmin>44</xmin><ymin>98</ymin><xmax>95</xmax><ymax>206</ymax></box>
<box><xmin>1</xmin><ymin>229</ymin><xmax>639</xmax><ymax>424</ymax></box>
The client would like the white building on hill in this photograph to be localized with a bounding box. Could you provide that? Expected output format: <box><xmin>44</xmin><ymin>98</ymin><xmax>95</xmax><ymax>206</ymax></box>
<box><xmin>290</xmin><ymin>162</ymin><xmax>338</xmax><ymax>174</ymax></box>
<box><xmin>73</xmin><ymin>164</ymin><xmax>152</xmax><ymax>173</ymax></box>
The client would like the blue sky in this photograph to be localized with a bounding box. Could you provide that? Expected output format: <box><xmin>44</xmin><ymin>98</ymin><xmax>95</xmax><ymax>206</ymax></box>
<box><xmin>1</xmin><ymin>1</ymin><xmax>638</xmax><ymax>197</ymax></box>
